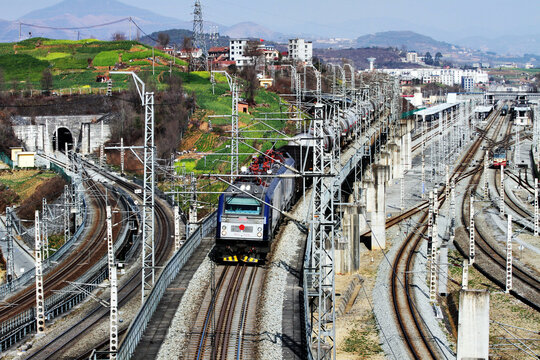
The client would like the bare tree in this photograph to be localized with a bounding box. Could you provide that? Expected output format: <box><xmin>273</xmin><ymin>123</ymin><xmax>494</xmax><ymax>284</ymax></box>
<box><xmin>112</xmin><ymin>32</ymin><xmax>126</xmax><ymax>41</ymax></box>
<box><xmin>183</xmin><ymin>36</ymin><xmax>194</xmax><ymax>72</ymax></box>
<box><xmin>40</xmin><ymin>69</ymin><xmax>53</xmax><ymax>93</ymax></box>
<box><xmin>240</xmin><ymin>65</ymin><xmax>258</xmax><ymax>105</ymax></box>
<box><xmin>158</xmin><ymin>32</ymin><xmax>170</xmax><ymax>47</ymax></box>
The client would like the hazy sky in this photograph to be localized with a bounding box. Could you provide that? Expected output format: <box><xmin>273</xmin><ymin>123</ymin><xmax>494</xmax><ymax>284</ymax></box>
<box><xmin>2</xmin><ymin>0</ymin><xmax>539</xmax><ymax>40</ymax></box>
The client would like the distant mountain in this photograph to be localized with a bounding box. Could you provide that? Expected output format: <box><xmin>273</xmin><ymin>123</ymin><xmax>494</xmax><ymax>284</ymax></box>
<box><xmin>355</xmin><ymin>31</ymin><xmax>456</xmax><ymax>54</ymax></box>
<box><xmin>0</xmin><ymin>0</ymin><xmax>189</xmax><ymax>42</ymax></box>
<box><xmin>222</xmin><ymin>22</ymin><xmax>285</xmax><ymax>42</ymax></box>
<box><xmin>457</xmin><ymin>34</ymin><xmax>540</xmax><ymax>57</ymax></box>
<box><xmin>314</xmin><ymin>47</ymin><xmax>422</xmax><ymax>70</ymax></box>
<box><xmin>140</xmin><ymin>28</ymin><xmax>230</xmax><ymax>48</ymax></box>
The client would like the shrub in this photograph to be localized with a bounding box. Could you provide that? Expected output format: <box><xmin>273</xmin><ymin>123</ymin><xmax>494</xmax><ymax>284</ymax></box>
<box><xmin>0</xmin><ymin>183</ymin><xmax>20</xmax><ymax>214</ymax></box>
<box><xmin>17</xmin><ymin>176</ymin><xmax>66</xmax><ymax>220</ymax></box>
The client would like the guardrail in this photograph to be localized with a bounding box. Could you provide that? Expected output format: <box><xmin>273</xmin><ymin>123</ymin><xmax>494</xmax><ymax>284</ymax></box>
<box><xmin>115</xmin><ymin>211</ymin><xmax>217</xmax><ymax>360</ymax></box>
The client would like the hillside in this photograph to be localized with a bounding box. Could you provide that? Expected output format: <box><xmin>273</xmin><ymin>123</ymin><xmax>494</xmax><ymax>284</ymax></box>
<box><xmin>0</xmin><ymin>37</ymin><xmax>187</xmax><ymax>91</ymax></box>
<box><xmin>355</xmin><ymin>31</ymin><xmax>456</xmax><ymax>54</ymax></box>
<box><xmin>314</xmin><ymin>47</ymin><xmax>421</xmax><ymax>70</ymax></box>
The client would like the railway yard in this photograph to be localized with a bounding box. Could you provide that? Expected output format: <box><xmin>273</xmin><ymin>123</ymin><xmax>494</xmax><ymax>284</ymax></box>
<box><xmin>0</xmin><ymin>70</ymin><xmax>539</xmax><ymax>360</ymax></box>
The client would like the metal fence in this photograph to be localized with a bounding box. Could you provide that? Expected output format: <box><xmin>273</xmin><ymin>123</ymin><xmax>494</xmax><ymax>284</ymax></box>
<box><xmin>50</xmin><ymin>162</ymin><xmax>72</xmax><ymax>183</ymax></box>
<box><xmin>115</xmin><ymin>212</ymin><xmax>217</xmax><ymax>360</ymax></box>
<box><xmin>0</xmin><ymin>152</ymin><xmax>13</xmax><ymax>168</ymax></box>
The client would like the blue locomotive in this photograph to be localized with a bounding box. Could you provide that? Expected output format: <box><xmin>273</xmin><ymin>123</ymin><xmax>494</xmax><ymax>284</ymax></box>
<box><xmin>216</xmin><ymin>150</ymin><xmax>296</xmax><ymax>263</ymax></box>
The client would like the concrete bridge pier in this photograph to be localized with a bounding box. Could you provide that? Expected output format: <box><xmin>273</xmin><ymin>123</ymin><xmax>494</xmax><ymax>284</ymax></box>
<box><xmin>337</xmin><ymin>195</ymin><xmax>361</xmax><ymax>273</ymax></box>
<box><xmin>371</xmin><ymin>164</ymin><xmax>389</xmax><ymax>249</ymax></box>
<box><xmin>457</xmin><ymin>290</ymin><xmax>490</xmax><ymax>360</ymax></box>
<box><xmin>400</xmin><ymin>119</ymin><xmax>415</xmax><ymax>172</ymax></box>
<box><xmin>362</xmin><ymin>169</ymin><xmax>375</xmax><ymax>214</ymax></box>
<box><xmin>388</xmin><ymin>141</ymin><xmax>402</xmax><ymax>180</ymax></box>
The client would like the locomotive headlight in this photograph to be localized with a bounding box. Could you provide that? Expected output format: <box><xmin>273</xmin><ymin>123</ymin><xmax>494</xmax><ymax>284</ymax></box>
<box><xmin>221</xmin><ymin>230</ymin><xmax>227</xmax><ymax>236</ymax></box>
<box><xmin>257</xmin><ymin>232</ymin><xmax>262</xmax><ymax>237</ymax></box>
<box><xmin>257</xmin><ymin>227</ymin><xmax>262</xmax><ymax>232</ymax></box>
<box><xmin>222</xmin><ymin>225</ymin><xmax>226</xmax><ymax>230</ymax></box>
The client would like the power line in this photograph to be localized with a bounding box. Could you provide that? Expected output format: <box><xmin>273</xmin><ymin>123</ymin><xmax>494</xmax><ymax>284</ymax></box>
<box><xmin>19</xmin><ymin>18</ymin><xmax>130</xmax><ymax>31</ymax></box>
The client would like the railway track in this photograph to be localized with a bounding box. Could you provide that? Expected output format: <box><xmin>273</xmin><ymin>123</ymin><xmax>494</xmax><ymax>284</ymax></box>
<box><xmin>24</xmin><ymin>162</ymin><xmax>175</xmax><ymax>359</ymax></box>
<box><xmin>0</xmin><ymin>175</ymin><xmax>116</xmax><ymax>348</ymax></box>
<box><xmin>460</xmin><ymin>169</ymin><xmax>540</xmax><ymax>311</ymax></box>
<box><xmin>187</xmin><ymin>264</ymin><xmax>262</xmax><ymax>360</ymax></box>
<box><xmin>456</xmin><ymin>119</ymin><xmax>540</xmax><ymax>310</ymax></box>
<box><xmin>389</xmin><ymin>105</ymin><xmax>503</xmax><ymax>359</ymax></box>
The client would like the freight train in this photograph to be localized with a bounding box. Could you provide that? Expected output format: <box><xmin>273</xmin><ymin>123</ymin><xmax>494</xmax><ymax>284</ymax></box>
<box><xmin>216</xmin><ymin>150</ymin><xmax>296</xmax><ymax>263</ymax></box>
<box><xmin>214</xmin><ymin>100</ymin><xmax>380</xmax><ymax>263</ymax></box>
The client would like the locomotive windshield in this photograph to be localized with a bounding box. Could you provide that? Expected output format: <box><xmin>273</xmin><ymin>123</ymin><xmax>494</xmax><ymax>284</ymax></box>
<box><xmin>224</xmin><ymin>196</ymin><xmax>262</xmax><ymax>215</ymax></box>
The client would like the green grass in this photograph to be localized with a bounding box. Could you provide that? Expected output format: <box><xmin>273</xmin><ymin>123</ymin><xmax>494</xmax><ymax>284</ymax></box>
<box><xmin>176</xmin><ymin>158</ymin><xmax>197</xmax><ymax>172</ymax></box>
<box><xmin>93</xmin><ymin>50</ymin><xmax>122</xmax><ymax>66</ymax></box>
<box><xmin>122</xmin><ymin>50</ymin><xmax>154</xmax><ymax>62</ymax></box>
<box><xmin>37</xmin><ymin>52</ymin><xmax>70</xmax><ymax>61</ymax></box>
<box><xmin>53</xmin><ymin>55</ymin><xmax>91</xmax><ymax>70</ymax></box>
<box><xmin>41</xmin><ymin>39</ymin><xmax>100</xmax><ymax>46</ymax></box>
<box><xmin>0</xmin><ymin>54</ymin><xmax>49</xmax><ymax>82</ymax></box>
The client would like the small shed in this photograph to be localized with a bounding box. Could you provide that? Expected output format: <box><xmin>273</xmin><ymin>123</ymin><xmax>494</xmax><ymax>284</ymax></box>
<box><xmin>17</xmin><ymin>152</ymin><xmax>35</xmax><ymax>168</ymax></box>
<box><xmin>259</xmin><ymin>78</ymin><xmax>273</xmax><ymax>89</ymax></box>
<box><xmin>238</xmin><ymin>101</ymin><xmax>249</xmax><ymax>114</ymax></box>
<box><xmin>10</xmin><ymin>147</ymin><xmax>24</xmax><ymax>162</ymax></box>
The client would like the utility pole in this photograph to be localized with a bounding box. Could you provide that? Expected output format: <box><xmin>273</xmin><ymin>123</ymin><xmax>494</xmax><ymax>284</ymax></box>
<box><xmin>484</xmin><ymin>151</ymin><xmax>489</xmax><ymax>199</ymax></box>
<box><xmin>42</xmin><ymin>198</ymin><xmax>48</xmax><ymax>259</ymax></box>
<box><xmin>5</xmin><ymin>207</ymin><xmax>14</xmax><ymax>285</ymax></box>
<box><xmin>120</xmin><ymin>137</ymin><xmax>125</xmax><ymax>175</ymax></box>
<box><xmin>500</xmin><ymin>164</ymin><xmax>504</xmax><ymax>215</ymax></box>
<box><xmin>506</xmin><ymin>215</ymin><xmax>512</xmax><ymax>293</ymax></box>
<box><xmin>309</xmin><ymin>104</ymin><xmax>336</xmax><ymax>359</ymax></box>
<box><xmin>174</xmin><ymin>205</ymin><xmax>182</xmax><ymax>251</ymax></box>
<box><xmin>188</xmin><ymin>172</ymin><xmax>198</xmax><ymax>235</ymax></box>
<box><xmin>535</xmin><ymin>178</ymin><xmax>538</xmax><ymax>237</ymax></box>
<box><xmin>462</xmin><ymin>259</ymin><xmax>469</xmax><ymax>290</ymax></box>
<box><xmin>35</xmin><ymin>211</ymin><xmax>45</xmax><ymax>334</ymax></box>
<box><xmin>469</xmin><ymin>194</ymin><xmax>475</xmax><ymax>265</ymax></box>
<box><xmin>231</xmin><ymin>77</ymin><xmax>239</xmax><ymax>177</ymax></box>
<box><xmin>110</xmin><ymin>71</ymin><xmax>155</xmax><ymax>304</ymax></box>
<box><xmin>64</xmin><ymin>185</ymin><xmax>70</xmax><ymax>243</ymax></box>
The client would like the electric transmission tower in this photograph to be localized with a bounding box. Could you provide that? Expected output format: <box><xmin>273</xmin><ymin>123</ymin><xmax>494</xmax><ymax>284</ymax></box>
<box><xmin>192</xmin><ymin>0</ymin><xmax>208</xmax><ymax>71</ymax></box>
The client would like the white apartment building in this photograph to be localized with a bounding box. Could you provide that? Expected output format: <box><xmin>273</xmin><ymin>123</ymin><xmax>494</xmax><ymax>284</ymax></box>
<box><xmin>382</xmin><ymin>68</ymin><xmax>489</xmax><ymax>87</ymax></box>
<box><xmin>229</xmin><ymin>39</ymin><xmax>252</xmax><ymax>67</ymax></box>
<box><xmin>406</xmin><ymin>51</ymin><xmax>419</xmax><ymax>63</ymax></box>
<box><xmin>288</xmin><ymin>38</ymin><xmax>312</xmax><ymax>63</ymax></box>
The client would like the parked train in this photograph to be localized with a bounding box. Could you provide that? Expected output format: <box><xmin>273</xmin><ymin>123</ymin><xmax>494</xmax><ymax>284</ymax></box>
<box><xmin>492</xmin><ymin>147</ymin><xmax>507</xmax><ymax>167</ymax></box>
<box><xmin>215</xmin><ymin>101</ymin><xmax>377</xmax><ymax>264</ymax></box>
